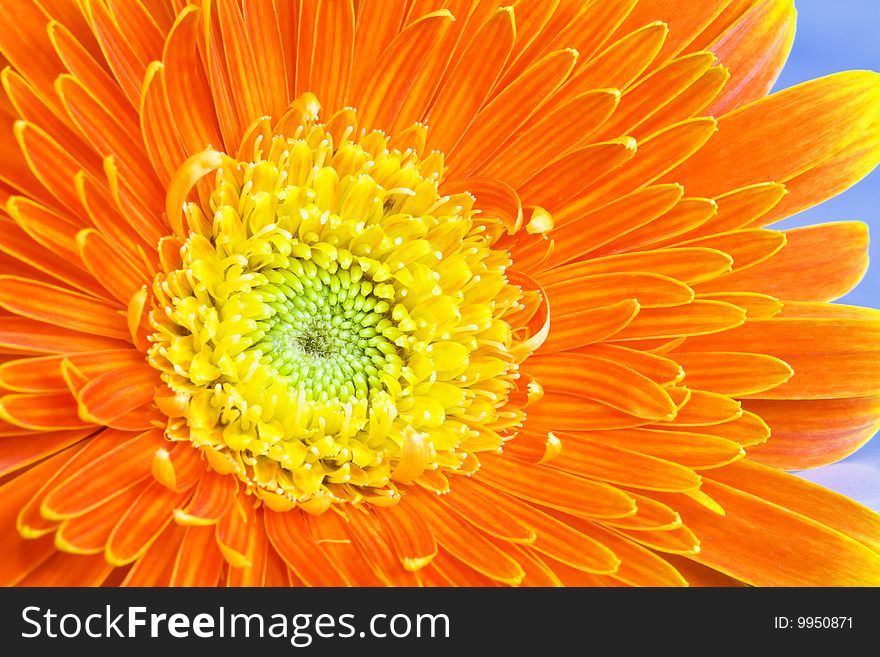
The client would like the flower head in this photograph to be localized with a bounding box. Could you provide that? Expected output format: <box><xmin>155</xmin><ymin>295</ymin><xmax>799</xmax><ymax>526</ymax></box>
<box><xmin>0</xmin><ymin>0</ymin><xmax>879</xmax><ymax>587</ymax></box>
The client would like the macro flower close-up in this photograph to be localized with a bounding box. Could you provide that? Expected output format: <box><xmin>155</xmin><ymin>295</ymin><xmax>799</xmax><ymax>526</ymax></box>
<box><xmin>1</xmin><ymin>0</ymin><xmax>879</xmax><ymax>587</ymax></box>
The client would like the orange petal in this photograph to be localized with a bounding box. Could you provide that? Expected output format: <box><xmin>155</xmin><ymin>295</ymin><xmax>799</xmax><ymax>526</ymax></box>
<box><xmin>525</xmin><ymin>388</ymin><xmax>654</xmax><ymax>431</ymax></box>
<box><xmin>597</xmin><ymin>197</ymin><xmax>719</xmax><ymax>256</ymax></box>
<box><xmin>6</xmin><ymin>195</ymin><xmax>82</xmax><ymax>262</ymax></box>
<box><xmin>519</xmin><ymin>138</ymin><xmax>638</xmax><ymax>210</ymax></box>
<box><xmin>711</xmin><ymin>459</ymin><xmax>880</xmax><ymax>555</ymax></box>
<box><xmin>18</xmin><ymin>552</ymin><xmax>114</xmax><ymax>586</ymax></box>
<box><xmin>106</xmin><ymin>479</ymin><xmax>190</xmax><ymax>565</ymax></box>
<box><xmin>560</xmin><ymin>21</ymin><xmax>668</xmax><ymax>99</ymax></box>
<box><xmin>120</xmin><ymin>521</ymin><xmax>186</xmax><ymax>586</ymax></box>
<box><xmin>307</xmin><ymin>0</ymin><xmax>355</xmax><ymax>114</ymax></box>
<box><xmin>169</xmin><ymin>524</ymin><xmax>225</xmax><ymax>586</ymax></box>
<box><xmin>760</xmin><ymin>119</ymin><xmax>880</xmax><ymax>225</ymax></box>
<box><xmin>349</xmin><ymin>0</ymin><xmax>407</xmax><ymax>104</ymax></box>
<box><xmin>577</xmin><ymin>343</ymin><xmax>684</xmax><ymax>386</ymax></box>
<box><xmin>539</xmin><ymin>184</ymin><xmax>683</xmax><ymax>267</ymax></box>
<box><xmin>77</xmin><ymin>228</ymin><xmax>151</xmax><ymax>304</ymax></box>
<box><xmin>525</xmin><ymin>353</ymin><xmax>677</xmax><ymax>420</ymax></box>
<box><xmin>609</xmin><ymin>300</ymin><xmax>746</xmax><ymax>341</ymax></box>
<box><xmin>139</xmin><ymin>62</ymin><xmax>188</xmax><ymax>187</ymax></box>
<box><xmin>374</xmin><ymin>499</ymin><xmax>438</xmax><ymax>571</ymax></box>
<box><xmin>345</xmin><ymin>509</ymin><xmax>420</xmax><ymax>586</ymax></box>
<box><xmin>2</xmin><ymin>67</ymin><xmax>102</xmax><ymax>178</ymax></box>
<box><xmin>697</xmin><ymin>222</ymin><xmax>868</xmax><ymax>302</ymax></box>
<box><xmin>0</xmin><ymin>392</ymin><xmax>91</xmax><ymax>430</ymax></box>
<box><xmin>694</xmin><ymin>291</ymin><xmax>782</xmax><ymax>320</ymax></box>
<box><xmin>78</xmin><ymin>0</ymin><xmax>149</xmax><ymax>109</ymax></box>
<box><xmin>703</xmin><ymin>0</ymin><xmax>796</xmax><ymax>114</ymax></box>
<box><xmin>581</xmin><ymin>117</ymin><xmax>718</xmax><ymax>209</ymax></box>
<box><xmin>302</xmin><ymin>510</ymin><xmax>386</xmax><ymax>586</ymax></box>
<box><xmin>599</xmin><ymin>489</ymin><xmax>683</xmax><ymax>531</ymax></box>
<box><xmin>536</xmin><ymin>299</ymin><xmax>639</xmax><ymax>353</ymax></box>
<box><xmin>403</xmin><ymin>488</ymin><xmax>525</xmax><ymax>585</ymax></box>
<box><xmin>56</xmin><ymin>73</ymin><xmax>163</xmax><ymax>207</ymax></box>
<box><xmin>356</xmin><ymin>10</ymin><xmax>455</xmax><ymax>133</ymax></box>
<box><xmin>478</xmin><ymin>452</ymin><xmax>637</xmax><ymax>520</ymax></box>
<box><xmin>678</xmin><ymin>316</ymin><xmax>880</xmax><ymax>399</ymax></box>
<box><xmin>674</xmin><ymin>351</ymin><xmax>793</xmax><ymax>396</ymax></box>
<box><xmin>76</xmin><ymin>362</ymin><xmax>159</xmax><ymax>425</ymax></box>
<box><xmin>571</xmin><ymin>519</ymin><xmax>688</xmax><ymax>586</ymax></box>
<box><xmin>42</xmin><ymin>428</ymin><xmax>165</xmax><ymax>519</ymax></box>
<box><xmin>0</xmin><ymin>445</ymin><xmax>74</xmax><ymax>585</ymax></box>
<box><xmin>596</xmin><ymin>51</ymin><xmax>717</xmax><ymax>139</ymax></box>
<box><xmin>215</xmin><ymin>494</ymin><xmax>255</xmax><ymax>568</ymax></box>
<box><xmin>505</xmin><ymin>543</ymin><xmax>563</xmax><ymax>587</ymax></box>
<box><xmin>687</xmin><ymin>408</ymin><xmax>771</xmax><ymax>448</ymax></box>
<box><xmin>541</xmin><ymin>246</ymin><xmax>732</xmax><ymax>286</ymax></box>
<box><xmin>677</xmin><ymin>228</ymin><xmax>786</xmax><ymax>273</ymax></box>
<box><xmin>55</xmin><ymin>484</ymin><xmax>146</xmax><ymax>554</ymax></box>
<box><xmin>671</xmin><ymin>478</ymin><xmax>880</xmax><ymax>585</ymax></box>
<box><xmin>0</xmin><ymin>276</ymin><xmax>129</xmax><ymax>341</ymax></box>
<box><xmin>173</xmin><ymin>468</ymin><xmax>236</xmax><ymax>526</ymax></box>
<box><xmin>448</xmin><ymin>48</ymin><xmax>578</xmax><ymax>177</ymax></box>
<box><xmin>424</xmin><ymin>7</ymin><xmax>515</xmax><ymax>154</ymax></box>
<box><xmin>656</xmin><ymin>388</ymin><xmax>742</xmax><ymax>426</ymax></box>
<box><xmin>263</xmin><ymin>509</ymin><xmax>349</xmax><ymax>585</ymax></box>
<box><xmin>47</xmin><ymin>19</ymin><xmax>140</xmax><ymax>132</ymax></box>
<box><xmin>226</xmin><ymin>506</ymin><xmax>270</xmax><ymax>587</ymax></box>
<box><xmin>700</xmin><ymin>182</ymin><xmax>789</xmax><ymax>234</ymax></box>
<box><xmin>480</xmin><ymin>89</ymin><xmax>621</xmax><ymax>184</ymax></box>
<box><xmin>161</xmin><ymin>6</ymin><xmax>223</xmax><ymax>155</ymax></box>
<box><xmin>614</xmin><ymin>0</ymin><xmax>732</xmax><ymax>66</ymax></box>
<box><xmin>670</xmin><ymin>71</ymin><xmax>880</xmax><ymax>198</ymax></box>
<box><xmin>546</xmin><ymin>431</ymin><xmax>704</xmax><ymax>491</ymax></box>
<box><xmin>15</xmin><ymin>430</ymin><xmax>125</xmax><ymax>538</ymax></box>
<box><xmin>0</xmin><ymin>215</ymin><xmax>106</xmax><ymax>299</ymax></box>
<box><xmin>437</xmin><ymin>477</ymin><xmax>535</xmax><ymax>543</ymax></box>
<box><xmin>546</xmin><ymin>271</ymin><xmax>694</xmax><ymax>313</ymax></box>
<box><xmin>743</xmin><ymin>396</ymin><xmax>880</xmax><ymax>470</ymax></box>
<box><xmin>0</xmin><ymin>428</ymin><xmax>91</xmax><ymax>478</ymax></box>
<box><xmin>587</xmin><ymin>427</ymin><xmax>745</xmax><ymax>470</ymax></box>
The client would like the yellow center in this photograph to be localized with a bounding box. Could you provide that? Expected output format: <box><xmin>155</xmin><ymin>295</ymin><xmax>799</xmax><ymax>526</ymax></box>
<box><xmin>148</xmin><ymin>96</ymin><xmax>525</xmax><ymax>513</ymax></box>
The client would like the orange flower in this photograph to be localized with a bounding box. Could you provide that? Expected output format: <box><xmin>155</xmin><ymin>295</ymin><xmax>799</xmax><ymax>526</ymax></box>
<box><xmin>1</xmin><ymin>0</ymin><xmax>879</xmax><ymax>587</ymax></box>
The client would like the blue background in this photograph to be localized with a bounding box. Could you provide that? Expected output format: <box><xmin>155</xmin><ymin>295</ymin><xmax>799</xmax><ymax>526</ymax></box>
<box><xmin>768</xmin><ymin>0</ymin><xmax>879</xmax><ymax>509</ymax></box>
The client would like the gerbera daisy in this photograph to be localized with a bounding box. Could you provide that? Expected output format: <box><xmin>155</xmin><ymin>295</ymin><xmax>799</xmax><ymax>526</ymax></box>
<box><xmin>1</xmin><ymin>0</ymin><xmax>879</xmax><ymax>587</ymax></box>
